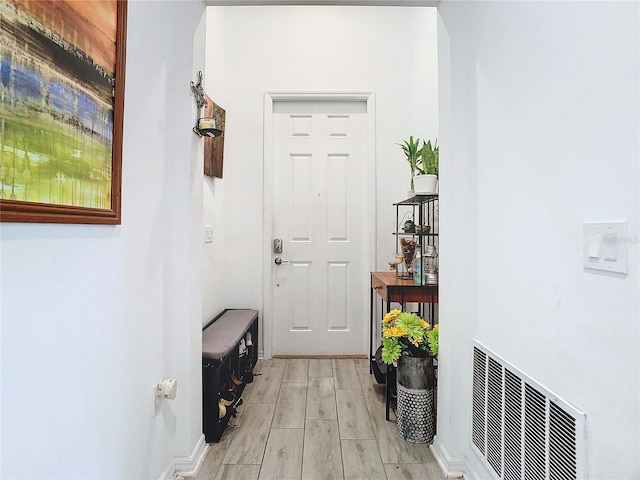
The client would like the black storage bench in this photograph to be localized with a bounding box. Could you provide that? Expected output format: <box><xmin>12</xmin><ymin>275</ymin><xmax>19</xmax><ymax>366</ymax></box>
<box><xmin>202</xmin><ymin>309</ymin><xmax>259</xmax><ymax>443</ymax></box>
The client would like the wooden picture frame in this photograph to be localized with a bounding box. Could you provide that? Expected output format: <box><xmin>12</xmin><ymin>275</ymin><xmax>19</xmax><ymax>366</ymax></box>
<box><xmin>203</xmin><ymin>95</ymin><xmax>225</xmax><ymax>179</ymax></box>
<box><xmin>0</xmin><ymin>0</ymin><xmax>127</xmax><ymax>224</ymax></box>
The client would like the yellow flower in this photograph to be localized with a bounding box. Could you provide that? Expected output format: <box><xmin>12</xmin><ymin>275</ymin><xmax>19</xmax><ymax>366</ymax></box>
<box><xmin>434</xmin><ymin>324</ymin><xmax>439</xmax><ymax>332</ymax></box>
<box><xmin>410</xmin><ymin>337</ymin><xmax>423</xmax><ymax>347</ymax></box>
<box><xmin>383</xmin><ymin>309</ymin><xmax>402</xmax><ymax>324</ymax></box>
<box><xmin>420</xmin><ymin>320</ymin><xmax>431</xmax><ymax>329</ymax></box>
<box><xmin>383</xmin><ymin>327</ymin><xmax>405</xmax><ymax>338</ymax></box>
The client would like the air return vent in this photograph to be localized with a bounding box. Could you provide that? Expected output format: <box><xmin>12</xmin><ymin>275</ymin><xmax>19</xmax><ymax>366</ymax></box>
<box><xmin>472</xmin><ymin>342</ymin><xmax>587</xmax><ymax>480</ymax></box>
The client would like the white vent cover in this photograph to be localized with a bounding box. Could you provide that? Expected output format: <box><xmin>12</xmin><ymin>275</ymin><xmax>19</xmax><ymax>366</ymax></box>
<box><xmin>472</xmin><ymin>342</ymin><xmax>587</xmax><ymax>480</ymax></box>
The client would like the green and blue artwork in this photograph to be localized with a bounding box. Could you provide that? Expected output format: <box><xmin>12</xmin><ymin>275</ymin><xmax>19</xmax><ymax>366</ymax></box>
<box><xmin>0</xmin><ymin>0</ymin><xmax>117</xmax><ymax>209</ymax></box>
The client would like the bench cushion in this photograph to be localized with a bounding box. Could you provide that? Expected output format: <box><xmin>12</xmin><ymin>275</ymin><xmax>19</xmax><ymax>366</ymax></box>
<box><xmin>202</xmin><ymin>309</ymin><xmax>258</xmax><ymax>360</ymax></box>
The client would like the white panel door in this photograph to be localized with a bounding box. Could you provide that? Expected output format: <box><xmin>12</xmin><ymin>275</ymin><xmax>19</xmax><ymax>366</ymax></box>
<box><xmin>272</xmin><ymin>103</ymin><xmax>368</xmax><ymax>355</ymax></box>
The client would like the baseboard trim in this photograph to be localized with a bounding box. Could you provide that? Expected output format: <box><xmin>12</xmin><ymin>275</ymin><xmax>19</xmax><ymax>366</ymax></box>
<box><xmin>430</xmin><ymin>436</ymin><xmax>467</xmax><ymax>479</ymax></box>
<box><xmin>176</xmin><ymin>434</ymin><xmax>209</xmax><ymax>477</ymax></box>
<box><xmin>159</xmin><ymin>434</ymin><xmax>209</xmax><ymax>480</ymax></box>
<box><xmin>159</xmin><ymin>462</ymin><xmax>175</xmax><ymax>480</ymax></box>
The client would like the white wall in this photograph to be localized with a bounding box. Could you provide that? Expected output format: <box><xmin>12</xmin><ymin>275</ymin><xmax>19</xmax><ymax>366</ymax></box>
<box><xmin>0</xmin><ymin>1</ymin><xmax>207</xmax><ymax>478</ymax></box>
<box><xmin>437</xmin><ymin>2</ymin><xmax>639</xmax><ymax>478</ymax></box>
<box><xmin>203</xmin><ymin>177</ymin><xmax>225</xmax><ymax>323</ymax></box>
<box><xmin>204</xmin><ymin>5</ymin><xmax>439</xmax><ymax>351</ymax></box>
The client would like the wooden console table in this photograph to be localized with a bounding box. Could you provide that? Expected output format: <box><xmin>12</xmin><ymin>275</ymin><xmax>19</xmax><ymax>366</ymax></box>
<box><xmin>370</xmin><ymin>272</ymin><xmax>438</xmax><ymax>420</ymax></box>
<box><xmin>371</xmin><ymin>271</ymin><xmax>438</xmax><ymax>304</ymax></box>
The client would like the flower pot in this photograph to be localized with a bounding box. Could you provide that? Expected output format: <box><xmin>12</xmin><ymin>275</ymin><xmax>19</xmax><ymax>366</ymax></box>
<box><xmin>396</xmin><ymin>355</ymin><xmax>436</xmax><ymax>443</ymax></box>
<box><xmin>413</xmin><ymin>174</ymin><xmax>437</xmax><ymax>195</ymax></box>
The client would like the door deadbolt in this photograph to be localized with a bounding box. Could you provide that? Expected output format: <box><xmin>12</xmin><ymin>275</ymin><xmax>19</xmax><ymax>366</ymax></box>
<box><xmin>273</xmin><ymin>238</ymin><xmax>283</xmax><ymax>254</ymax></box>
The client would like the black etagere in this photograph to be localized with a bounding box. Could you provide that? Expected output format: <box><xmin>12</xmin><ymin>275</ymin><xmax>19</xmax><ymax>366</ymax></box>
<box><xmin>393</xmin><ymin>194</ymin><xmax>439</xmax><ymax>286</ymax></box>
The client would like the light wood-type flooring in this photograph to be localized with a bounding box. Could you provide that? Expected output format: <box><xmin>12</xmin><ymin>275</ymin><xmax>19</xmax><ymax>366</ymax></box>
<box><xmin>195</xmin><ymin>358</ymin><xmax>445</xmax><ymax>480</ymax></box>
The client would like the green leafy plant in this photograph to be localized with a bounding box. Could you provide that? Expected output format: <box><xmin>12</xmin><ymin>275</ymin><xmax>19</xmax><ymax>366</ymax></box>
<box><xmin>403</xmin><ymin>219</ymin><xmax>416</xmax><ymax>233</ymax></box>
<box><xmin>419</xmin><ymin>139</ymin><xmax>439</xmax><ymax>176</ymax></box>
<box><xmin>381</xmin><ymin>309</ymin><xmax>438</xmax><ymax>364</ymax></box>
<box><xmin>381</xmin><ymin>338</ymin><xmax>402</xmax><ymax>364</ymax></box>
<box><xmin>398</xmin><ymin>136</ymin><xmax>422</xmax><ymax>190</ymax></box>
<box><xmin>427</xmin><ymin>325</ymin><xmax>439</xmax><ymax>357</ymax></box>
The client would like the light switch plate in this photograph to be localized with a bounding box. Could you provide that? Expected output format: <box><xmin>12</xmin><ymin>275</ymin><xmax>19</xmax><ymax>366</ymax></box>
<box><xmin>204</xmin><ymin>226</ymin><xmax>214</xmax><ymax>244</ymax></box>
<box><xmin>583</xmin><ymin>222</ymin><xmax>628</xmax><ymax>274</ymax></box>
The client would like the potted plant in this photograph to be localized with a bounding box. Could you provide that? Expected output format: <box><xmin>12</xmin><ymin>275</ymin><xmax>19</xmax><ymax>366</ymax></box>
<box><xmin>381</xmin><ymin>309</ymin><xmax>438</xmax><ymax>444</ymax></box>
<box><xmin>413</xmin><ymin>139</ymin><xmax>439</xmax><ymax>194</ymax></box>
<box><xmin>398</xmin><ymin>136</ymin><xmax>422</xmax><ymax>194</ymax></box>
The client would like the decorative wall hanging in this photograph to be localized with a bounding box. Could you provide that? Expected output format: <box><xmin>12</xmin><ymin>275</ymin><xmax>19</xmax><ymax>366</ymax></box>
<box><xmin>190</xmin><ymin>72</ymin><xmax>225</xmax><ymax>178</ymax></box>
<box><xmin>203</xmin><ymin>94</ymin><xmax>225</xmax><ymax>179</ymax></box>
<box><xmin>0</xmin><ymin>0</ymin><xmax>127</xmax><ymax>224</ymax></box>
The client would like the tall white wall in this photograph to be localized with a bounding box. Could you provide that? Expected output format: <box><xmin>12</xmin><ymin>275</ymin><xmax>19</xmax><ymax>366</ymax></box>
<box><xmin>203</xmin><ymin>178</ymin><xmax>225</xmax><ymax>323</ymax></box>
<box><xmin>204</xmin><ymin>5</ymin><xmax>439</xmax><ymax>350</ymax></box>
<box><xmin>0</xmin><ymin>1</ymin><xmax>207</xmax><ymax>478</ymax></box>
<box><xmin>437</xmin><ymin>2</ymin><xmax>639</xmax><ymax>478</ymax></box>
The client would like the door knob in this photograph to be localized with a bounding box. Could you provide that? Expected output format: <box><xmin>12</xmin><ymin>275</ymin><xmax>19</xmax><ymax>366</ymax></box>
<box><xmin>274</xmin><ymin>257</ymin><xmax>289</xmax><ymax>265</ymax></box>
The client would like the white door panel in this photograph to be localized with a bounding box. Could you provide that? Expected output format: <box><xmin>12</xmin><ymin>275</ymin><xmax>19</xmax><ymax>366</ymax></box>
<box><xmin>272</xmin><ymin>105</ymin><xmax>368</xmax><ymax>355</ymax></box>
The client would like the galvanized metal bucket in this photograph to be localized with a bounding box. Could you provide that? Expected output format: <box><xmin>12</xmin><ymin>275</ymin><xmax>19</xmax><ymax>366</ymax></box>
<box><xmin>396</xmin><ymin>355</ymin><xmax>436</xmax><ymax>443</ymax></box>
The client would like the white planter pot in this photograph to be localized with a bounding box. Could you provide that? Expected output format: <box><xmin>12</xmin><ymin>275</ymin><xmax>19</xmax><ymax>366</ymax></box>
<box><xmin>413</xmin><ymin>174</ymin><xmax>438</xmax><ymax>194</ymax></box>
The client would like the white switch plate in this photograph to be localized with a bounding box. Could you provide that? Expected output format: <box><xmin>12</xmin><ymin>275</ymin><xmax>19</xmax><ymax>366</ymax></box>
<box><xmin>204</xmin><ymin>226</ymin><xmax>214</xmax><ymax>243</ymax></box>
<box><xmin>583</xmin><ymin>222</ymin><xmax>628</xmax><ymax>274</ymax></box>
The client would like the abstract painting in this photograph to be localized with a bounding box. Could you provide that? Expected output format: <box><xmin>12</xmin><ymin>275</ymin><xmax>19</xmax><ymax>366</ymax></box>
<box><xmin>203</xmin><ymin>94</ymin><xmax>225</xmax><ymax>179</ymax></box>
<box><xmin>0</xmin><ymin>0</ymin><xmax>127</xmax><ymax>223</ymax></box>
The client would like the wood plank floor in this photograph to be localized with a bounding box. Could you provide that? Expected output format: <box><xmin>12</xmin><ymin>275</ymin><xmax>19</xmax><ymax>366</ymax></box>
<box><xmin>195</xmin><ymin>358</ymin><xmax>444</xmax><ymax>480</ymax></box>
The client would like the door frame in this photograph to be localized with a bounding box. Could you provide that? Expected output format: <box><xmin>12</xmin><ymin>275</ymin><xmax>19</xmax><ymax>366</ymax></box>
<box><xmin>262</xmin><ymin>92</ymin><xmax>377</xmax><ymax>359</ymax></box>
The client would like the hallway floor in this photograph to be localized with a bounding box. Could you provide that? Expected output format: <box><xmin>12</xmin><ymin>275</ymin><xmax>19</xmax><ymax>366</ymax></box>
<box><xmin>195</xmin><ymin>358</ymin><xmax>445</xmax><ymax>480</ymax></box>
